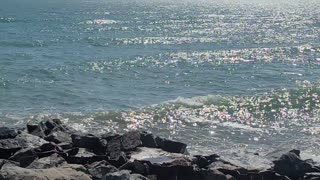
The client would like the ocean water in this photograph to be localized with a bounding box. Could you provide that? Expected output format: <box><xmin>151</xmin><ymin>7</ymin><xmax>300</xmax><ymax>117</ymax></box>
<box><xmin>1</xmin><ymin>0</ymin><xmax>320</xmax><ymax>163</ymax></box>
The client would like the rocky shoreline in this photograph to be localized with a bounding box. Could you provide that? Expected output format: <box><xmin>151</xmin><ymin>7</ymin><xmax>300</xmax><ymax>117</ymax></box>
<box><xmin>0</xmin><ymin>119</ymin><xmax>319</xmax><ymax>180</ymax></box>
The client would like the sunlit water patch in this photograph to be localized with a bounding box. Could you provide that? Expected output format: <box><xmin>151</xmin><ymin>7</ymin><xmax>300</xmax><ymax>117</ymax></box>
<box><xmin>1</xmin><ymin>0</ymin><xmax>320</xmax><ymax>161</ymax></box>
<box><xmin>15</xmin><ymin>83</ymin><xmax>320</xmax><ymax>159</ymax></box>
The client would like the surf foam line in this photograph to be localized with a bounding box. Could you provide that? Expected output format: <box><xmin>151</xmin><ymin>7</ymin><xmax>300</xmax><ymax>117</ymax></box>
<box><xmin>20</xmin><ymin>82</ymin><xmax>320</xmax><ymax>133</ymax></box>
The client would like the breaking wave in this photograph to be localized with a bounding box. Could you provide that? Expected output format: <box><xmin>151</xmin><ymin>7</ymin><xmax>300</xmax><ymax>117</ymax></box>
<box><xmin>17</xmin><ymin>82</ymin><xmax>320</xmax><ymax>132</ymax></box>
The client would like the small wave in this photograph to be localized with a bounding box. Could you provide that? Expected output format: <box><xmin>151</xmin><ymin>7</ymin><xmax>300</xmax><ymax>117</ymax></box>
<box><xmin>20</xmin><ymin>83</ymin><xmax>320</xmax><ymax>135</ymax></box>
<box><xmin>80</xmin><ymin>19</ymin><xmax>118</xmax><ymax>25</ymax></box>
<box><xmin>0</xmin><ymin>40</ymin><xmax>45</xmax><ymax>48</ymax></box>
<box><xmin>0</xmin><ymin>17</ymin><xmax>15</xmax><ymax>23</ymax></box>
<box><xmin>167</xmin><ymin>95</ymin><xmax>226</xmax><ymax>107</ymax></box>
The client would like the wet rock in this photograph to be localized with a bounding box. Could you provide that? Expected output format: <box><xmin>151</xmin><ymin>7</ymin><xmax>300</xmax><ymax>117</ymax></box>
<box><xmin>193</xmin><ymin>154</ymin><xmax>219</xmax><ymax>168</ymax></box>
<box><xmin>27</xmin><ymin>119</ymin><xmax>62</xmax><ymax>137</ymax></box>
<box><xmin>108</xmin><ymin>151</ymin><xmax>128</xmax><ymax>167</ymax></box>
<box><xmin>0</xmin><ymin>127</ymin><xmax>18</xmax><ymax>139</ymax></box>
<box><xmin>26</xmin><ymin>123</ymin><xmax>39</xmax><ymax>134</ymax></box>
<box><xmin>16</xmin><ymin>132</ymin><xmax>49</xmax><ymax>148</ymax></box>
<box><xmin>56</xmin><ymin>143</ymin><xmax>79</xmax><ymax>156</ymax></box>
<box><xmin>155</xmin><ymin>137</ymin><xmax>187</xmax><ymax>154</ymax></box>
<box><xmin>154</xmin><ymin>158</ymin><xmax>194</xmax><ymax>180</ymax></box>
<box><xmin>107</xmin><ymin>136</ymin><xmax>122</xmax><ymax>154</ymax></box>
<box><xmin>27</xmin><ymin>153</ymin><xmax>66</xmax><ymax>169</ymax></box>
<box><xmin>71</xmin><ymin>133</ymin><xmax>100</xmax><ymax>148</ymax></box>
<box><xmin>65</xmin><ymin>147</ymin><xmax>80</xmax><ymax>156</ymax></box>
<box><xmin>28</xmin><ymin>119</ymin><xmax>74</xmax><ymax>143</ymax></box>
<box><xmin>94</xmin><ymin>138</ymin><xmax>108</xmax><ymax>155</ymax></box>
<box><xmin>9</xmin><ymin>148</ymin><xmax>38</xmax><ymax>167</ymax></box>
<box><xmin>0</xmin><ymin>146</ymin><xmax>21</xmax><ymax>160</ymax></box>
<box><xmin>58</xmin><ymin>142</ymin><xmax>74</xmax><ymax>150</ymax></box>
<box><xmin>200</xmin><ymin>169</ymin><xmax>228</xmax><ymax>180</ymax></box>
<box><xmin>34</xmin><ymin>142</ymin><xmax>62</xmax><ymax>153</ymax></box>
<box><xmin>122</xmin><ymin>131</ymin><xmax>142</xmax><ymax>151</ymax></box>
<box><xmin>45</xmin><ymin>130</ymin><xmax>73</xmax><ymax>143</ymax></box>
<box><xmin>120</xmin><ymin>160</ymin><xmax>150</xmax><ymax>175</ymax></box>
<box><xmin>101</xmin><ymin>132</ymin><xmax>121</xmax><ymax>141</ymax></box>
<box><xmin>102</xmin><ymin>170</ymin><xmax>149</xmax><ymax>180</ymax></box>
<box><xmin>66</xmin><ymin>148</ymin><xmax>107</xmax><ymax>165</ymax></box>
<box><xmin>87</xmin><ymin>160</ymin><xmax>118</xmax><ymax>180</ymax></box>
<box><xmin>71</xmin><ymin>133</ymin><xmax>108</xmax><ymax>155</ymax></box>
<box><xmin>0</xmin><ymin>132</ymin><xmax>48</xmax><ymax>159</ymax></box>
<box><xmin>0</xmin><ymin>163</ymin><xmax>92</xmax><ymax>180</ymax></box>
<box><xmin>140</xmin><ymin>132</ymin><xmax>157</xmax><ymax>148</ymax></box>
<box><xmin>274</xmin><ymin>149</ymin><xmax>313</xmax><ymax>180</ymax></box>
<box><xmin>208</xmin><ymin>160</ymin><xmax>247</xmax><ymax>179</ymax></box>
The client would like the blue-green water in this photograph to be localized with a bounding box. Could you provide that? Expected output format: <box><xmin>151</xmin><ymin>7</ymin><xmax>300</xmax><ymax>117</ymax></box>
<box><xmin>1</xmin><ymin>0</ymin><xmax>320</xmax><ymax>161</ymax></box>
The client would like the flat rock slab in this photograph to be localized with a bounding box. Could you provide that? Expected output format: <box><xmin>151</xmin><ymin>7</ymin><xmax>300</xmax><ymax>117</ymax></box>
<box><xmin>27</xmin><ymin>153</ymin><xmax>66</xmax><ymax>169</ymax></box>
<box><xmin>130</xmin><ymin>147</ymin><xmax>187</xmax><ymax>164</ymax></box>
<box><xmin>0</xmin><ymin>132</ymin><xmax>48</xmax><ymax>149</ymax></box>
<box><xmin>0</xmin><ymin>163</ymin><xmax>92</xmax><ymax>180</ymax></box>
<box><xmin>0</xmin><ymin>132</ymin><xmax>48</xmax><ymax>159</ymax></box>
<box><xmin>102</xmin><ymin>170</ymin><xmax>149</xmax><ymax>180</ymax></box>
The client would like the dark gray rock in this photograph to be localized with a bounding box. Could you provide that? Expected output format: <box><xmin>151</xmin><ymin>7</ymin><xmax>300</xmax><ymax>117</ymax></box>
<box><xmin>101</xmin><ymin>132</ymin><xmax>121</xmax><ymax>141</ymax></box>
<box><xmin>94</xmin><ymin>138</ymin><xmax>108</xmax><ymax>155</ymax></box>
<box><xmin>0</xmin><ymin>132</ymin><xmax>47</xmax><ymax>159</ymax></box>
<box><xmin>87</xmin><ymin>160</ymin><xmax>118</xmax><ymax>180</ymax></box>
<box><xmin>56</xmin><ymin>143</ymin><xmax>79</xmax><ymax>156</ymax></box>
<box><xmin>28</xmin><ymin>119</ymin><xmax>74</xmax><ymax>142</ymax></box>
<box><xmin>71</xmin><ymin>133</ymin><xmax>108</xmax><ymax>155</ymax></box>
<box><xmin>155</xmin><ymin>137</ymin><xmax>187</xmax><ymax>154</ymax></box>
<box><xmin>200</xmin><ymin>169</ymin><xmax>228</xmax><ymax>180</ymax></box>
<box><xmin>140</xmin><ymin>132</ymin><xmax>157</xmax><ymax>148</ymax></box>
<box><xmin>102</xmin><ymin>170</ymin><xmax>131</xmax><ymax>180</ymax></box>
<box><xmin>120</xmin><ymin>160</ymin><xmax>150</xmax><ymax>175</ymax></box>
<box><xmin>152</xmin><ymin>158</ymin><xmax>193</xmax><ymax>180</ymax></box>
<box><xmin>274</xmin><ymin>149</ymin><xmax>313</xmax><ymax>180</ymax></box>
<box><xmin>34</xmin><ymin>142</ymin><xmax>62</xmax><ymax>153</ymax></box>
<box><xmin>26</xmin><ymin>153</ymin><xmax>66</xmax><ymax>169</ymax></box>
<box><xmin>121</xmin><ymin>131</ymin><xmax>142</xmax><ymax>151</ymax></box>
<box><xmin>108</xmin><ymin>151</ymin><xmax>128</xmax><ymax>168</ymax></box>
<box><xmin>0</xmin><ymin>127</ymin><xmax>18</xmax><ymax>139</ymax></box>
<box><xmin>102</xmin><ymin>170</ymin><xmax>149</xmax><ymax>180</ymax></box>
<box><xmin>58</xmin><ymin>143</ymin><xmax>74</xmax><ymax>150</ymax></box>
<box><xmin>9</xmin><ymin>148</ymin><xmax>38</xmax><ymax>167</ymax></box>
<box><xmin>27</xmin><ymin>119</ymin><xmax>62</xmax><ymax>137</ymax></box>
<box><xmin>208</xmin><ymin>160</ymin><xmax>246</xmax><ymax>180</ymax></box>
<box><xmin>193</xmin><ymin>154</ymin><xmax>219</xmax><ymax>168</ymax></box>
<box><xmin>71</xmin><ymin>133</ymin><xmax>100</xmax><ymax>149</ymax></box>
<box><xmin>107</xmin><ymin>136</ymin><xmax>122</xmax><ymax>154</ymax></box>
<box><xmin>66</xmin><ymin>148</ymin><xmax>107</xmax><ymax>165</ymax></box>
<box><xmin>45</xmin><ymin>130</ymin><xmax>73</xmax><ymax>144</ymax></box>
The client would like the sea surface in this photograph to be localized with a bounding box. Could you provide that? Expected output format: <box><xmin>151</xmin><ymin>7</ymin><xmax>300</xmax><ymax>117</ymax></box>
<box><xmin>1</xmin><ymin>0</ymin><xmax>320</xmax><ymax>166</ymax></box>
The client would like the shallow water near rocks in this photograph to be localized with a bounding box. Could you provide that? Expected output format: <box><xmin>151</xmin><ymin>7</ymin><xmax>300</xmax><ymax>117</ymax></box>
<box><xmin>1</xmin><ymin>0</ymin><xmax>320</xmax><ymax>164</ymax></box>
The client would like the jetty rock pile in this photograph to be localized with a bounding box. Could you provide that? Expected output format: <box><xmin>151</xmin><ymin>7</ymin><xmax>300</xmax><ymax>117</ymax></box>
<box><xmin>0</xmin><ymin>119</ymin><xmax>320</xmax><ymax>180</ymax></box>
